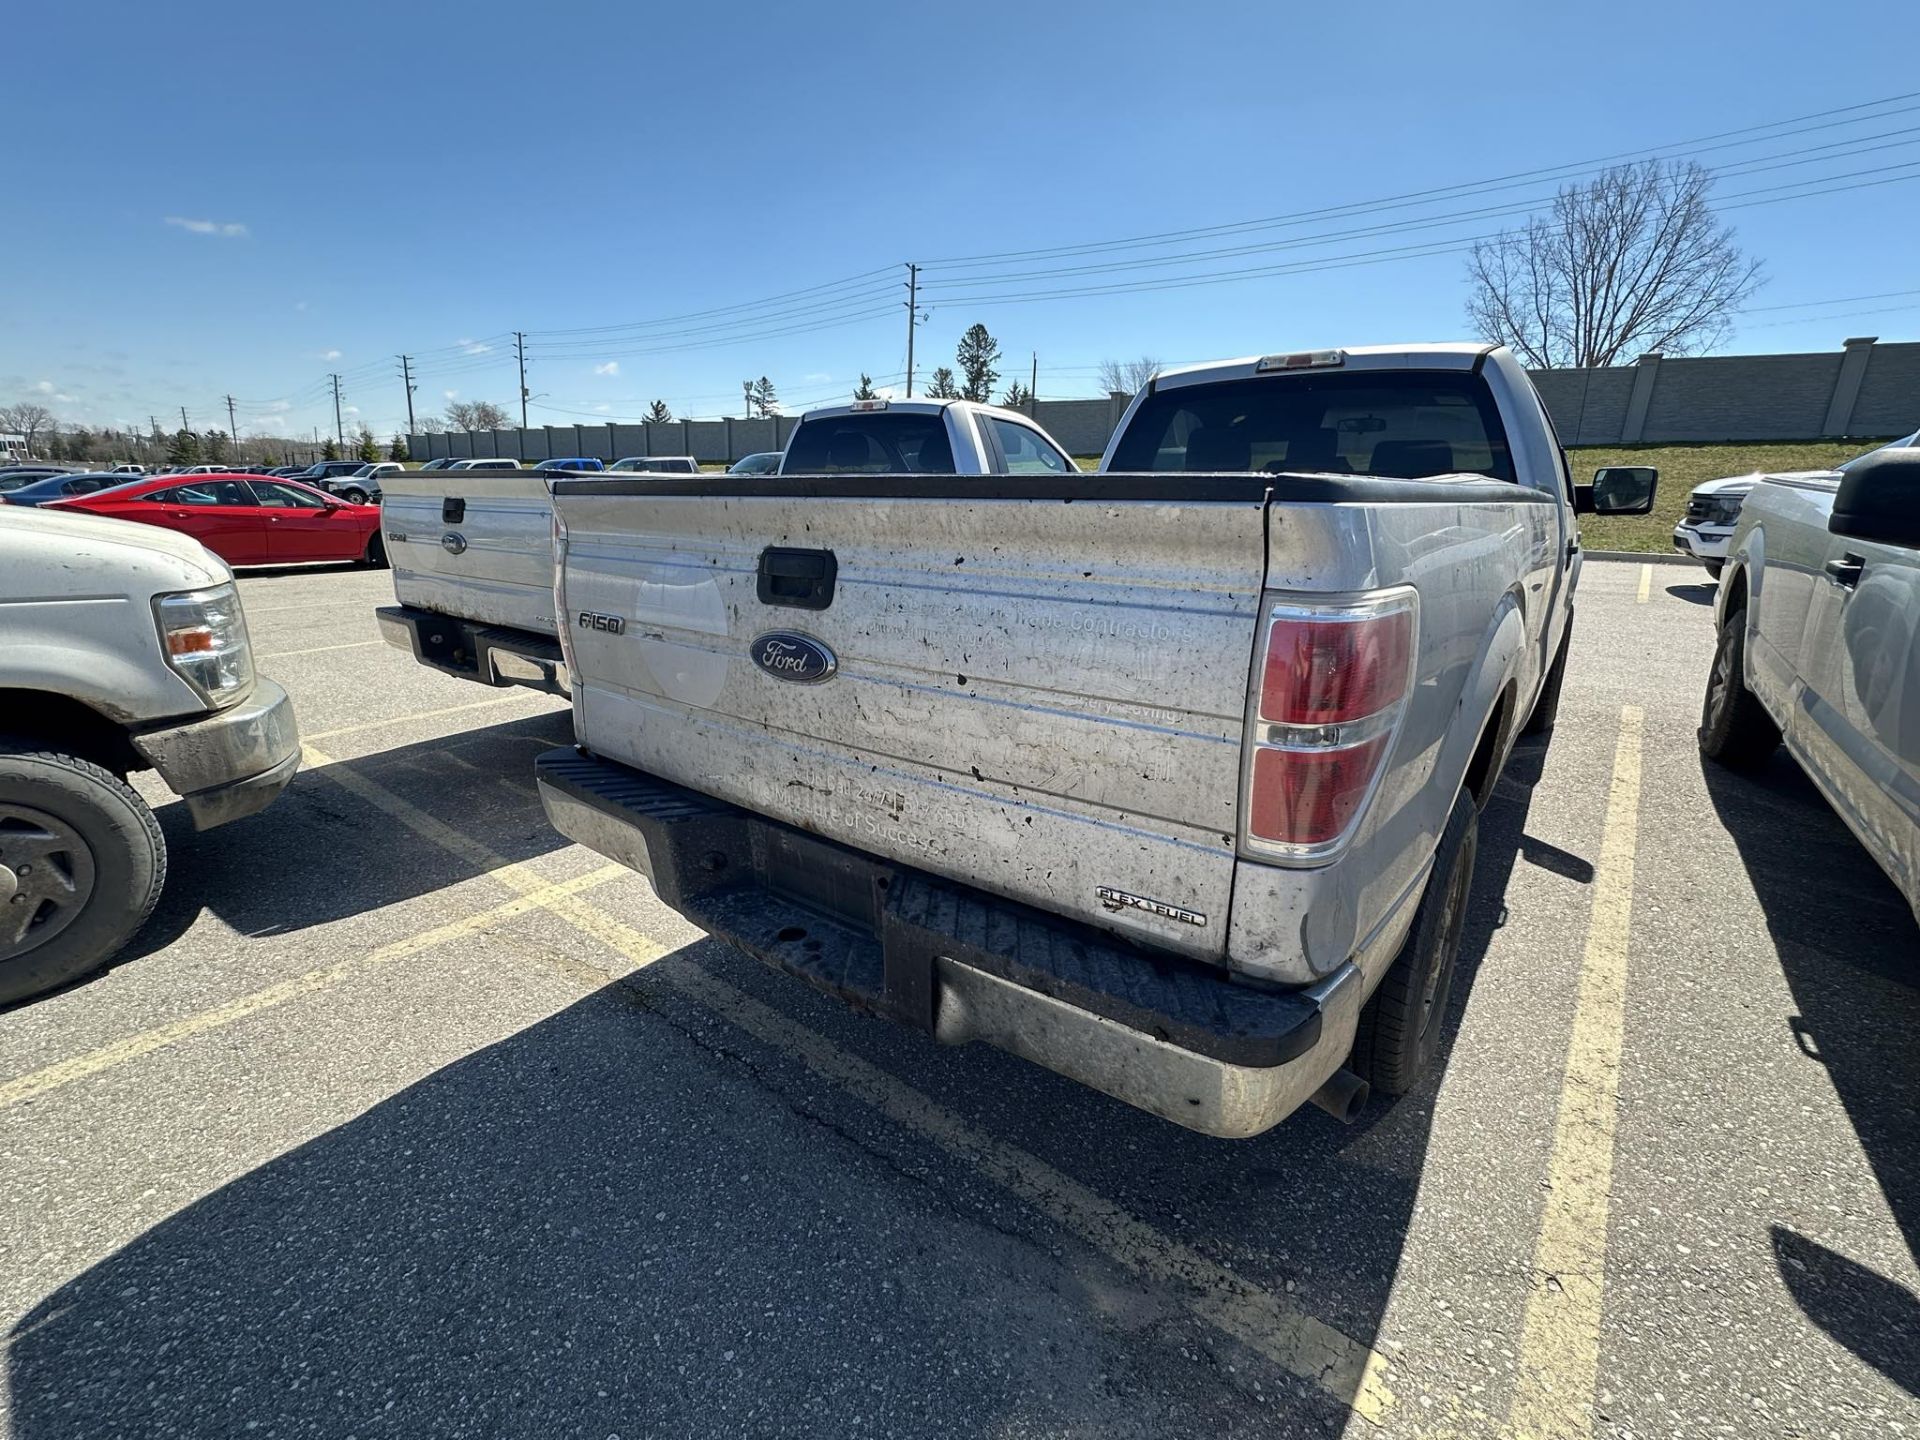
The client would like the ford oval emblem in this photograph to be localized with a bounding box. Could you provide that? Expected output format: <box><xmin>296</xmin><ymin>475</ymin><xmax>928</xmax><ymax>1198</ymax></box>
<box><xmin>441</xmin><ymin>531</ymin><xmax>467</xmax><ymax>555</ymax></box>
<box><xmin>751</xmin><ymin>631</ymin><xmax>837</xmax><ymax>684</ymax></box>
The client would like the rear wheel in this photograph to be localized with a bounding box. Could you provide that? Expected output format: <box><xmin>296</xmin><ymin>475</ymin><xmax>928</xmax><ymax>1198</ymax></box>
<box><xmin>1352</xmin><ymin>791</ymin><xmax>1478</xmax><ymax>1096</ymax></box>
<box><xmin>1699</xmin><ymin>603</ymin><xmax>1779</xmax><ymax>769</ymax></box>
<box><xmin>358</xmin><ymin>532</ymin><xmax>388</xmax><ymax>569</ymax></box>
<box><xmin>0</xmin><ymin>746</ymin><xmax>166</xmax><ymax>1006</ymax></box>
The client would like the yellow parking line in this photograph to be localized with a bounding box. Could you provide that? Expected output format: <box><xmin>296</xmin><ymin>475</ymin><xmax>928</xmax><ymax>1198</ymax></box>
<box><xmin>259</xmin><ymin>639</ymin><xmax>384</xmax><ymax>660</ymax></box>
<box><xmin>302</xmin><ymin>693</ymin><xmax>556</xmax><ymax>744</ymax></box>
<box><xmin>0</xmin><ymin>865</ymin><xmax>628</xmax><ymax>1112</ymax></box>
<box><xmin>1635</xmin><ymin>565</ymin><xmax>1652</xmax><ymax>603</ymax></box>
<box><xmin>1509</xmin><ymin>705</ymin><xmax>1645</xmax><ymax>1439</ymax></box>
<box><xmin>303</xmin><ymin>745</ymin><xmax>1398</xmax><ymax>1421</ymax></box>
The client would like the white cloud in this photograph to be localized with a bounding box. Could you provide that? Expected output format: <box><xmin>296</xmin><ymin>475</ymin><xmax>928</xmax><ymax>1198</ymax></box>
<box><xmin>343</xmin><ymin>405</ymin><xmax>360</xmax><ymax>415</ymax></box>
<box><xmin>32</xmin><ymin>380</ymin><xmax>54</xmax><ymax>394</ymax></box>
<box><xmin>318</xmin><ymin>349</ymin><xmax>342</xmax><ymax>361</ymax></box>
<box><xmin>594</xmin><ymin>361</ymin><xmax>620</xmax><ymax>377</ymax></box>
<box><xmin>444</xmin><ymin>389</ymin><xmax>459</xmax><ymax>400</ymax></box>
<box><xmin>164</xmin><ymin>216</ymin><xmax>249</xmax><ymax>238</ymax></box>
<box><xmin>458</xmin><ymin>339</ymin><xmax>492</xmax><ymax>355</ymax></box>
<box><xmin>594</xmin><ymin>404</ymin><xmax>612</xmax><ymax>413</ymax></box>
<box><xmin>804</xmin><ymin>372</ymin><xmax>832</xmax><ymax>383</ymax></box>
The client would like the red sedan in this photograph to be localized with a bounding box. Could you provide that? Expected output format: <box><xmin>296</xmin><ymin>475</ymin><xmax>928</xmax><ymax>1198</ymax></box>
<box><xmin>47</xmin><ymin>474</ymin><xmax>385</xmax><ymax>568</ymax></box>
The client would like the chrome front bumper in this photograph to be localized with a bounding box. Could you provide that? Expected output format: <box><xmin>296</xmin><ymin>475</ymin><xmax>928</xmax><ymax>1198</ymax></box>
<box><xmin>132</xmin><ymin>678</ymin><xmax>301</xmax><ymax>830</ymax></box>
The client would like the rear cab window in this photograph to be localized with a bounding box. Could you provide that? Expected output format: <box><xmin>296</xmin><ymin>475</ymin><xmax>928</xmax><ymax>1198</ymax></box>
<box><xmin>1108</xmin><ymin>370</ymin><xmax>1515</xmax><ymax>481</ymax></box>
<box><xmin>783</xmin><ymin>413</ymin><xmax>956</xmax><ymax>474</ymax></box>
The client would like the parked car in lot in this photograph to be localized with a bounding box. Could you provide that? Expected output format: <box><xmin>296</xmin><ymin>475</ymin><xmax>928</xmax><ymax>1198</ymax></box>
<box><xmin>3</xmin><ymin>472</ymin><xmax>139</xmax><ymax>506</ymax></box>
<box><xmin>534</xmin><ymin>457</ymin><xmax>605</xmax><ymax>473</ymax></box>
<box><xmin>611</xmin><ymin>455</ymin><xmax>700</xmax><ymax>474</ymax></box>
<box><xmin>288</xmin><ymin>459</ymin><xmax>378</xmax><ymax>499</ymax></box>
<box><xmin>106</xmin><ymin>463</ymin><xmax>146</xmax><ymax>475</ymax></box>
<box><xmin>46</xmin><ymin>475</ymin><xmax>386</xmax><ymax>569</ymax></box>
<box><xmin>448</xmin><ymin>458</ymin><xmax>522</xmax><ymax>471</ymax></box>
<box><xmin>1702</xmin><ymin>447</ymin><xmax>1920</xmax><ymax>928</ymax></box>
<box><xmin>1674</xmin><ymin>432</ymin><xmax>1918</xmax><ymax>578</ymax></box>
<box><xmin>535</xmin><ymin>343</ymin><xmax>1656</xmax><ymax>1137</ymax></box>
<box><xmin>1</xmin><ymin>467</ymin><xmax>85</xmax><ymax>491</ymax></box>
<box><xmin>332</xmin><ymin>461</ymin><xmax>403</xmax><ymax>503</ymax></box>
<box><xmin>0</xmin><ymin>507</ymin><xmax>300</xmax><ymax>1003</ymax></box>
<box><xmin>726</xmin><ymin>451</ymin><xmax>782</xmax><ymax>476</ymax></box>
<box><xmin>417</xmin><ymin>457</ymin><xmax>461</xmax><ymax>471</ymax></box>
<box><xmin>375</xmin><ymin>402</ymin><xmax>1080</xmax><ymax>700</ymax></box>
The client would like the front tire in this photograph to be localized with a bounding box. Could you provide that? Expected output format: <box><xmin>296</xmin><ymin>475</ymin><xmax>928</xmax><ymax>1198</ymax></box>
<box><xmin>1703</xmin><ymin>559</ymin><xmax>1725</xmax><ymax>579</ymax></box>
<box><xmin>1699</xmin><ymin>603</ymin><xmax>1779</xmax><ymax>769</ymax></box>
<box><xmin>0</xmin><ymin>746</ymin><xmax>167</xmax><ymax>1005</ymax></box>
<box><xmin>340</xmin><ymin>487</ymin><xmax>370</xmax><ymax>505</ymax></box>
<box><xmin>1352</xmin><ymin>791</ymin><xmax>1479</xmax><ymax>1096</ymax></box>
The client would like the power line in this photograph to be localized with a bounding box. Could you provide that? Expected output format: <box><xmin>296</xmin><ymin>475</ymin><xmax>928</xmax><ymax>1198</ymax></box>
<box><xmin>527</xmin><ymin>265</ymin><xmax>899</xmax><ymax>339</ymax></box>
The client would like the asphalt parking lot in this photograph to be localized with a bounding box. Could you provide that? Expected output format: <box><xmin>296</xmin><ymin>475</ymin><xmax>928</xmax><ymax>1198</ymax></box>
<box><xmin>3</xmin><ymin>558</ymin><xmax>1916</xmax><ymax>1439</ymax></box>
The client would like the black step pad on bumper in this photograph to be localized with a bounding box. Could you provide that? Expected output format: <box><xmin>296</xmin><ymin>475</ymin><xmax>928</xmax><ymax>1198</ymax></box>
<box><xmin>535</xmin><ymin>748</ymin><xmax>1322</xmax><ymax>1068</ymax></box>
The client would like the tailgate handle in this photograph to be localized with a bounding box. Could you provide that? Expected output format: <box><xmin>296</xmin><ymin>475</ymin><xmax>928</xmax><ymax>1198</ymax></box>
<box><xmin>442</xmin><ymin>497</ymin><xmax>465</xmax><ymax>524</ymax></box>
<box><xmin>757</xmin><ymin>547</ymin><xmax>838</xmax><ymax>610</ymax></box>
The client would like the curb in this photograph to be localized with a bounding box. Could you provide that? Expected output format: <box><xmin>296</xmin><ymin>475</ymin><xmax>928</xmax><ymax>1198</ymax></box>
<box><xmin>1585</xmin><ymin>550</ymin><xmax>1702</xmax><ymax>567</ymax></box>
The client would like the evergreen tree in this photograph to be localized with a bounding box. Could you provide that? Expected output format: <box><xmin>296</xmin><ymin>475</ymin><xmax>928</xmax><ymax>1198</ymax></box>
<box><xmin>356</xmin><ymin>425</ymin><xmax>380</xmax><ymax>463</ymax></box>
<box><xmin>389</xmin><ymin>434</ymin><xmax>409</xmax><ymax>461</ymax></box>
<box><xmin>168</xmin><ymin>428</ymin><xmax>203</xmax><ymax>466</ymax></box>
<box><xmin>321</xmin><ymin>436</ymin><xmax>340</xmax><ymax>461</ymax></box>
<box><xmin>750</xmin><ymin>376</ymin><xmax>779</xmax><ymax>417</ymax></box>
<box><xmin>645</xmin><ymin>399</ymin><xmax>673</xmax><ymax>424</ymax></box>
<box><xmin>1001</xmin><ymin>380</ymin><xmax>1033</xmax><ymax>410</ymax></box>
<box><xmin>957</xmin><ymin>323</ymin><xmax>1001</xmax><ymax>403</ymax></box>
<box><xmin>852</xmin><ymin>374</ymin><xmax>878</xmax><ymax>401</ymax></box>
<box><xmin>203</xmin><ymin>430</ymin><xmax>229</xmax><ymax>463</ymax></box>
<box><xmin>924</xmin><ymin>367</ymin><xmax>961</xmax><ymax>400</ymax></box>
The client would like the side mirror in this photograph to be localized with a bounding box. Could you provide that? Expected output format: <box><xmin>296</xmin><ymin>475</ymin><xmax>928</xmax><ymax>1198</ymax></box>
<box><xmin>1830</xmin><ymin>449</ymin><xmax>1920</xmax><ymax>548</ymax></box>
<box><xmin>1577</xmin><ymin>465</ymin><xmax>1659</xmax><ymax>516</ymax></box>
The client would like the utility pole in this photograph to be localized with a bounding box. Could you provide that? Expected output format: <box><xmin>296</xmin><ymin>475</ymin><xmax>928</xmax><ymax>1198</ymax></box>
<box><xmin>903</xmin><ymin>262</ymin><xmax>919</xmax><ymax>398</ymax></box>
<box><xmin>224</xmin><ymin>394</ymin><xmax>238</xmax><ymax>445</ymax></box>
<box><xmin>398</xmin><ymin>354</ymin><xmax>417</xmax><ymax>433</ymax></box>
<box><xmin>329</xmin><ymin>373</ymin><xmax>344</xmax><ymax>445</ymax></box>
<box><xmin>179</xmin><ymin>406</ymin><xmax>190</xmax><ymax>432</ymax></box>
<box><xmin>743</xmin><ymin>380</ymin><xmax>753</xmax><ymax>419</ymax></box>
<box><xmin>514</xmin><ymin>332</ymin><xmax>529</xmax><ymax>427</ymax></box>
<box><xmin>1029</xmin><ymin>351</ymin><xmax>1038</xmax><ymax>416</ymax></box>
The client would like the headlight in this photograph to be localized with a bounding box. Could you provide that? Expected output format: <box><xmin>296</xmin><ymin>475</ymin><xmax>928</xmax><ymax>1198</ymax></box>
<box><xmin>153</xmin><ymin>583</ymin><xmax>255</xmax><ymax>707</ymax></box>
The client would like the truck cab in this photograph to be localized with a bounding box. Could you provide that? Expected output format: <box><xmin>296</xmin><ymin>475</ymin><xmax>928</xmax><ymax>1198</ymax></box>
<box><xmin>779</xmin><ymin>398</ymin><xmax>1077</xmax><ymax>476</ymax></box>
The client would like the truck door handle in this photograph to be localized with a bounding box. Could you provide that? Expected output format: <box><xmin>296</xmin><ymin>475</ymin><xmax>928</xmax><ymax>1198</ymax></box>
<box><xmin>757</xmin><ymin>547</ymin><xmax>838</xmax><ymax>610</ymax></box>
<box><xmin>442</xmin><ymin>497</ymin><xmax>465</xmax><ymax>523</ymax></box>
<box><xmin>1823</xmin><ymin>553</ymin><xmax>1865</xmax><ymax>588</ymax></box>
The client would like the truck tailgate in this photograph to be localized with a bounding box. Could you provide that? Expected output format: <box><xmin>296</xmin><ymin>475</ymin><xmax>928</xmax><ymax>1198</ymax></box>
<box><xmin>553</xmin><ymin>476</ymin><xmax>1268</xmax><ymax>960</ymax></box>
<box><xmin>383</xmin><ymin>471</ymin><xmax>556</xmax><ymax>635</ymax></box>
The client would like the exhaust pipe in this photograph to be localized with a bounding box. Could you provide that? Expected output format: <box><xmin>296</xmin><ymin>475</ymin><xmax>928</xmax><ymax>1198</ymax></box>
<box><xmin>1309</xmin><ymin>1068</ymin><xmax>1370</xmax><ymax>1124</ymax></box>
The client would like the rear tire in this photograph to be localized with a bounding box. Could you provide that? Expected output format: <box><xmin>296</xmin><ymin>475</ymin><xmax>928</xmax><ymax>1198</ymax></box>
<box><xmin>0</xmin><ymin>745</ymin><xmax>166</xmax><ymax>1006</ymax></box>
<box><xmin>1699</xmin><ymin>603</ymin><xmax>1779</xmax><ymax>770</ymax></box>
<box><xmin>358</xmin><ymin>532</ymin><xmax>388</xmax><ymax>569</ymax></box>
<box><xmin>1521</xmin><ymin>623</ymin><xmax>1571</xmax><ymax>737</ymax></box>
<box><xmin>1352</xmin><ymin>791</ymin><xmax>1478</xmax><ymax>1096</ymax></box>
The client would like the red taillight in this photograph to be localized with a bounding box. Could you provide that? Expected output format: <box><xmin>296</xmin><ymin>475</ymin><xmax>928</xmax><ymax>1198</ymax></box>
<box><xmin>1243</xmin><ymin>594</ymin><xmax>1416</xmax><ymax>861</ymax></box>
<box><xmin>1259</xmin><ymin>609</ymin><xmax>1413</xmax><ymax>726</ymax></box>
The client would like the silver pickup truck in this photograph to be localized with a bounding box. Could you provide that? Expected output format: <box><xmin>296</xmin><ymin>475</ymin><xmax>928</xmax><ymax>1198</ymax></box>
<box><xmin>1701</xmin><ymin>443</ymin><xmax>1920</xmax><ymax>927</ymax></box>
<box><xmin>533</xmin><ymin>344</ymin><xmax>1655</xmax><ymax>1136</ymax></box>
<box><xmin>374</xmin><ymin>400</ymin><xmax>1076</xmax><ymax>698</ymax></box>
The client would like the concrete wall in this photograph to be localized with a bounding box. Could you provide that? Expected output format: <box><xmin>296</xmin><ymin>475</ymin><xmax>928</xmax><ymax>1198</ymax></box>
<box><xmin>409</xmin><ymin>339</ymin><xmax>1920</xmax><ymax>464</ymax></box>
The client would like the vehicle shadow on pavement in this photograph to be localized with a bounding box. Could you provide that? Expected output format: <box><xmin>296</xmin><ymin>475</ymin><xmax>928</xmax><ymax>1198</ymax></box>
<box><xmin>112</xmin><ymin>710</ymin><xmax>577</xmax><ymax>969</ymax></box>
<box><xmin>1663</xmin><ymin>583</ymin><xmax>1716</xmax><ymax>606</ymax></box>
<box><xmin>1704</xmin><ymin>755</ymin><xmax>1920</xmax><ymax>1398</ymax></box>
<box><xmin>6</xmin><ymin>734</ymin><xmax>1553</xmax><ymax>1438</ymax></box>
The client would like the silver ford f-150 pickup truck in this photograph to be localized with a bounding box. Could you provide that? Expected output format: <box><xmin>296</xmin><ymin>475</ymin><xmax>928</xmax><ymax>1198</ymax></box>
<box><xmin>533</xmin><ymin>344</ymin><xmax>1655</xmax><ymax>1136</ymax></box>
<box><xmin>1701</xmin><ymin>443</ymin><xmax>1920</xmax><ymax>928</ymax></box>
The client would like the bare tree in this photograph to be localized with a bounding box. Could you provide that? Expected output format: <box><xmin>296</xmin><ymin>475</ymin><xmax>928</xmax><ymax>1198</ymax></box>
<box><xmin>1</xmin><ymin>402</ymin><xmax>55</xmax><ymax>454</ymax></box>
<box><xmin>1096</xmin><ymin>357</ymin><xmax>1161</xmax><ymax>395</ymax></box>
<box><xmin>446</xmin><ymin>399</ymin><xmax>512</xmax><ymax>430</ymax></box>
<box><xmin>1465</xmin><ymin>159</ymin><xmax>1763</xmax><ymax>369</ymax></box>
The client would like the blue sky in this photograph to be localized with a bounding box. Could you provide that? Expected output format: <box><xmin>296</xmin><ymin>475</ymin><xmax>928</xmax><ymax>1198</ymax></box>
<box><xmin>7</xmin><ymin>0</ymin><xmax>1920</xmax><ymax>442</ymax></box>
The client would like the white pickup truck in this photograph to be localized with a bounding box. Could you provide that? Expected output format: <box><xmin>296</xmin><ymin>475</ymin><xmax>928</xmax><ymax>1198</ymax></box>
<box><xmin>1701</xmin><ymin>444</ymin><xmax>1920</xmax><ymax>927</ymax></box>
<box><xmin>374</xmin><ymin>399</ymin><xmax>1078</xmax><ymax>697</ymax></box>
<box><xmin>2</xmin><ymin>508</ymin><xmax>300</xmax><ymax>1003</ymax></box>
<box><xmin>531</xmin><ymin>344</ymin><xmax>1656</xmax><ymax>1136</ymax></box>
